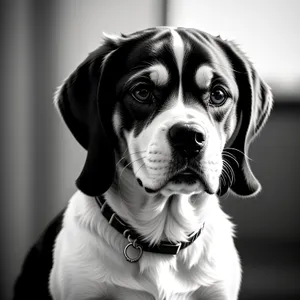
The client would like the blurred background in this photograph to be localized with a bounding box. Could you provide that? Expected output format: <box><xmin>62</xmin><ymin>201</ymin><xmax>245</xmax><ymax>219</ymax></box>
<box><xmin>0</xmin><ymin>0</ymin><xmax>299</xmax><ymax>299</ymax></box>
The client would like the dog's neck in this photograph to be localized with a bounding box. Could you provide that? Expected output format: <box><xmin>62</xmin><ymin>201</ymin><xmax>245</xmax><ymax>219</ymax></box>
<box><xmin>104</xmin><ymin>167</ymin><xmax>216</xmax><ymax>245</ymax></box>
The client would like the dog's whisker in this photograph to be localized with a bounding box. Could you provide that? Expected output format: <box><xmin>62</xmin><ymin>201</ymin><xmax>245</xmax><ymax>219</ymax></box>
<box><xmin>224</xmin><ymin>147</ymin><xmax>247</xmax><ymax>157</ymax></box>
<box><xmin>221</xmin><ymin>165</ymin><xmax>231</xmax><ymax>184</ymax></box>
<box><xmin>224</xmin><ymin>147</ymin><xmax>253</xmax><ymax>161</ymax></box>
<box><xmin>119</xmin><ymin>157</ymin><xmax>146</xmax><ymax>180</ymax></box>
<box><xmin>117</xmin><ymin>157</ymin><xmax>145</xmax><ymax>204</ymax></box>
<box><xmin>222</xmin><ymin>152</ymin><xmax>238</xmax><ymax>163</ymax></box>
<box><xmin>219</xmin><ymin>174</ymin><xmax>226</xmax><ymax>187</ymax></box>
<box><xmin>222</xmin><ymin>152</ymin><xmax>240</xmax><ymax>167</ymax></box>
<box><xmin>116</xmin><ymin>156</ymin><xmax>128</xmax><ymax>168</ymax></box>
<box><xmin>116</xmin><ymin>157</ymin><xmax>125</xmax><ymax>167</ymax></box>
<box><xmin>117</xmin><ymin>156</ymin><xmax>145</xmax><ymax>185</ymax></box>
<box><xmin>219</xmin><ymin>173</ymin><xmax>228</xmax><ymax>197</ymax></box>
<box><xmin>134</xmin><ymin>162</ymin><xmax>146</xmax><ymax>178</ymax></box>
<box><xmin>122</xmin><ymin>147</ymin><xmax>129</xmax><ymax>156</ymax></box>
<box><xmin>225</xmin><ymin>160</ymin><xmax>236</xmax><ymax>185</ymax></box>
<box><xmin>224</xmin><ymin>161</ymin><xmax>235</xmax><ymax>186</ymax></box>
<box><xmin>224</xmin><ymin>167</ymin><xmax>233</xmax><ymax>187</ymax></box>
<box><xmin>116</xmin><ymin>150</ymin><xmax>147</xmax><ymax>168</ymax></box>
<box><xmin>224</xmin><ymin>160</ymin><xmax>235</xmax><ymax>179</ymax></box>
<box><xmin>116</xmin><ymin>155</ymin><xmax>147</xmax><ymax>204</ymax></box>
<box><xmin>222</xmin><ymin>160</ymin><xmax>235</xmax><ymax>186</ymax></box>
<box><xmin>115</xmin><ymin>147</ymin><xmax>129</xmax><ymax>167</ymax></box>
<box><xmin>220</xmin><ymin>172</ymin><xmax>229</xmax><ymax>199</ymax></box>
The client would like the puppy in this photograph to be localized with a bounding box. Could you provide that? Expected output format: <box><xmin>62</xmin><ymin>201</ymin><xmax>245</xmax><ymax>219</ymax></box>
<box><xmin>14</xmin><ymin>27</ymin><xmax>273</xmax><ymax>300</ymax></box>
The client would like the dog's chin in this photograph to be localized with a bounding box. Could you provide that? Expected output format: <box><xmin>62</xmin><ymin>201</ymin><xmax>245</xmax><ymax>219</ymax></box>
<box><xmin>142</xmin><ymin>172</ymin><xmax>218</xmax><ymax>196</ymax></box>
<box><xmin>160</xmin><ymin>180</ymin><xmax>205</xmax><ymax>197</ymax></box>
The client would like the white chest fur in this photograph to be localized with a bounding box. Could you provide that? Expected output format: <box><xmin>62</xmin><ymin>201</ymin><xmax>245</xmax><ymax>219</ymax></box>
<box><xmin>49</xmin><ymin>191</ymin><xmax>241</xmax><ymax>300</ymax></box>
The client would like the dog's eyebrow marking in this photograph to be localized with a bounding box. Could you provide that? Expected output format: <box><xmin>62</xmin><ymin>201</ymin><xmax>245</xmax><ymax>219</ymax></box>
<box><xmin>195</xmin><ymin>65</ymin><xmax>214</xmax><ymax>89</ymax></box>
<box><xmin>126</xmin><ymin>68</ymin><xmax>153</xmax><ymax>83</ymax></box>
<box><xmin>170</xmin><ymin>29</ymin><xmax>185</xmax><ymax>74</ymax></box>
<box><xmin>149</xmin><ymin>64</ymin><xmax>169</xmax><ymax>86</ymax></box>
<box><xmin>126</xmin><ymin>64</ymin><xmax>169</xmax><ymax>87</ymax></box>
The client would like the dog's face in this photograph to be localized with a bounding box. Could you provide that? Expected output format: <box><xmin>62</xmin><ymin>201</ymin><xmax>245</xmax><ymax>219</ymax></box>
<box><xmin>116</xmin><ymin>30</ymin><xmax>239</xmax><ymax>196</ymax></box>
<box><xmin>55</xmin><ymin>27</ymin><xmax>273</xmax><ymax>198</ymax></box>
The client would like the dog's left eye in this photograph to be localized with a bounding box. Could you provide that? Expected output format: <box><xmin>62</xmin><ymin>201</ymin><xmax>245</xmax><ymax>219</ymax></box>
<box><xmin>131</xmin><ymin>86</ymin><xmax>153</xmax><ymax>103</ymax></box>
<box><xmin>210</xmin><ymin>86</ymin><xmax>228</xmax><ymax>106</ymax></box>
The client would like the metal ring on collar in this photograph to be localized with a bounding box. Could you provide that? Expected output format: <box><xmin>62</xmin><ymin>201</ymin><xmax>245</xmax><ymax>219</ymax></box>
<box><xmin>123</xmin><ymin>242</ymin><xmax>143</xmax><ymax>263</ymax></box>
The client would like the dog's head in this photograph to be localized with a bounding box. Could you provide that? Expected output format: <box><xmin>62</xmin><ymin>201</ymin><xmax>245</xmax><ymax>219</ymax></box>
<box><xmin>55</xmin><ymin>27</ymin><xmax>273</xmax><ymax>198</ymax></box>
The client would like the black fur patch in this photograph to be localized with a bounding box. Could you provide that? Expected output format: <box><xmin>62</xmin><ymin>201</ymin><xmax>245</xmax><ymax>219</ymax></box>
<box><xmin>116</xmin><ymin>29</ymin><xmax>236</xmax><ymax>140</ymax></box>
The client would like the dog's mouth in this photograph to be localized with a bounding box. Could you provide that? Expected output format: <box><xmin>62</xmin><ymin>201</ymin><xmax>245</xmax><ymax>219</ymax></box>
<box><xmin>170</xmin><ymin>169</ymin><xmax>215</xmax><ymax>194</ymax></box>
<box><xmin>142</xmin><ymin>168</ymin><xmax>215</xmax><ymax>195</ymax></box>
<box><xmin>169</xmin><ymin>170</ymin><xmax>199</xmax><ymax>184</ymax></box>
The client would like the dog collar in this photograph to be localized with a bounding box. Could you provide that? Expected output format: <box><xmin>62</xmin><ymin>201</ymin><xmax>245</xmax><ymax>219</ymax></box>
<box><xmin>95</xmin><ymin>196</ymin><xmax>204</xmax><ymax>262</ymax></box>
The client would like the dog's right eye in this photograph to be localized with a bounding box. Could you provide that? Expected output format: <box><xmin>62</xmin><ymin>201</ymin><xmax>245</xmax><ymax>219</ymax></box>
<box><xmin>209</xmin><ymin>85</ymin><xmax>229</xmax><ymax>107</ymax></box>
<box><xmin>131</xmin><ymin>85</ymin><xmax>153</xmax><ymax>104</ymax></box>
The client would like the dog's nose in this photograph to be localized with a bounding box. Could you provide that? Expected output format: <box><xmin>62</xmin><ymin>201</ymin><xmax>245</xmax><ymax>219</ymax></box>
<box><xmin>168</xmin><ymin>123</ymin><xmax>206</xmax><ymax>158</ymax></box>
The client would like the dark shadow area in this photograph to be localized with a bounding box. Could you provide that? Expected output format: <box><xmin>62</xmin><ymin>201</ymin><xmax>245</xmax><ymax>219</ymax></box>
<box><xmin>237</xmin><ymin>240</ymin><xmax>300</xmax><ymax>300</ymax></box>
<box><xmin>223</xmin><ymin>100</ymin><xmax>300</xmax><ymax>299</ymax></box>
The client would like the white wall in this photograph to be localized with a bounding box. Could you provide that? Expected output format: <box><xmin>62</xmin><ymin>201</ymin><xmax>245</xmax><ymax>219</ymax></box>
<box><xmin>167</xmin><ymin>0</ymin><xmax>300</xmax><ymax>98</ymax></box>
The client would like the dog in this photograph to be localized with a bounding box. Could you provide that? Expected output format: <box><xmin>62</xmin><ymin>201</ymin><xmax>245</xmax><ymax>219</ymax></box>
<box><xmin>13</xmin><ymin>27</ymin><xmax>273</xmax><ymax>300</ymax></box>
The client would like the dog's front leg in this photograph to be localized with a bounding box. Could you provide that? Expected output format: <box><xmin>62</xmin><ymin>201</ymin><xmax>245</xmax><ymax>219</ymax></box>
<box><xmin>192</xmin><ymin>252</ymin><xmax>241</xmax><ymax>300</ymax></box>
<box><xmin>192</xmin><ymin>281</ymin><xmax>239</xmax><ymax>300</ymax></box>
<box><xmin>49</xmin><ymin>229</ymin><xmax>110</xmax><ymax>300</ymax></box>
<box><xmin>50</xmin><ymin>261</ymin><xmax>111</xmax><ymax>300</ymax></box>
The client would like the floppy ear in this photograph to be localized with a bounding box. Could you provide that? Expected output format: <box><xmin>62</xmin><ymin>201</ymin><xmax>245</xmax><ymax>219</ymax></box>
<box><xmin>217</xmin><ymin>40</ymin><xmax>273</xmax><ymax>197</ymax></box>
<box><xmin>55</xmin><ymin>37</ymin><xmax>123</xmax><ymax>196</ymax></box>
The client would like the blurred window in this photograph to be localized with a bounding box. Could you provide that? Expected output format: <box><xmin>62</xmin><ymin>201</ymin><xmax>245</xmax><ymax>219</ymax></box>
<box><xmin>167</xmin><ymin>0</ymin><xmax>300</xmax><ymax>100</ymax></box>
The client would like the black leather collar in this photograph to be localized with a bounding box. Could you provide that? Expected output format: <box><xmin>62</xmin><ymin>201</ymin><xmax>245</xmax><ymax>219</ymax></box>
<box><xmin>95</xmin><ymin>196</ymin><xmax>204</xmax><ymax>256</ymax></box>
